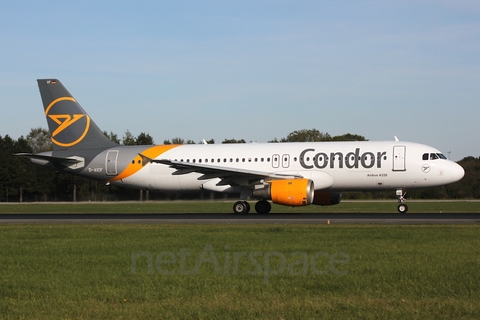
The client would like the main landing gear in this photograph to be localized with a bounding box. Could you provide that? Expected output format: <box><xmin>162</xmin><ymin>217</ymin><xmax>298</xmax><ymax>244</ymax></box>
<box><xmin>233</xmin><ymin>200</ymin><xmax>272</xmax><ymax>214</ymax></box>
<box><xmin>396</xmin><ymin>189</ymin><xmax>408</xmax><ymax>213</ymax></box>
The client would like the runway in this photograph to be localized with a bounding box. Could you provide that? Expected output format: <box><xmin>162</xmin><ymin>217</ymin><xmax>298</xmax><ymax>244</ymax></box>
<box><xmin>1</xmin><ymin>213</ymin><xmax>479</xmax><ymax>224</ymax></box>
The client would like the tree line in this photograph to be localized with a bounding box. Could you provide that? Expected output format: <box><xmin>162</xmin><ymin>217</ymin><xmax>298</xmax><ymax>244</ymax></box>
<box><xmin>0</xmin><ymin>128</ymin><xmax>477</xmax><ymax>202</ymax></box>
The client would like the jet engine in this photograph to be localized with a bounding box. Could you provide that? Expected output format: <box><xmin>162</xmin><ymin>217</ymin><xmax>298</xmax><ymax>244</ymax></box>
<box><xmin>252</xmin><ymin>179</ymin><xmax>314</xmax><ymax>206</ymax></box>
<box><xmin>312</xmin><ymin>191</ymin><xmax>342</xmax><ymax>206</ymax></box>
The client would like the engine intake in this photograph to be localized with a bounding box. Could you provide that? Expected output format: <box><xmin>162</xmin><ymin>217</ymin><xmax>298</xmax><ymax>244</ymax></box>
<box><xmin>252</xmin><ymin>179</ymin><xmax>314</xmax><ymax>206</ymax></box>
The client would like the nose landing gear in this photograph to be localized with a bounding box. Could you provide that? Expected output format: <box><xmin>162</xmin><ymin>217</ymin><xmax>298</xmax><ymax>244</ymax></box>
<box><xmin>396</xmin><ymin>189</ymin><xmax>408</xmax><ymax>213</ymax></box>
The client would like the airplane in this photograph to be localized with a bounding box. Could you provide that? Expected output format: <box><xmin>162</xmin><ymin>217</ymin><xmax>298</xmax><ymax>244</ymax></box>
<box><xmin>16</xmin><ymin>79</ymin><xmax>465</xmax><ymax>214</ymax></box>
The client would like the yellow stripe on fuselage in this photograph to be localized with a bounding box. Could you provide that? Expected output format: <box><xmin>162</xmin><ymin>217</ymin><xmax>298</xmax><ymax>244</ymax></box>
<box><xmin>108</xmin><ymin>145</ymin><xmax>180</xmax><ymax>182</ymax></box>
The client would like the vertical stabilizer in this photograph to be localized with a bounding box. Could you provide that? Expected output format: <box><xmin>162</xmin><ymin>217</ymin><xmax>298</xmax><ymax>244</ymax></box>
<box><xmin>37</xmin><ymin>79</ymin><xmax>118</xmax><ymax>151</ymax></box>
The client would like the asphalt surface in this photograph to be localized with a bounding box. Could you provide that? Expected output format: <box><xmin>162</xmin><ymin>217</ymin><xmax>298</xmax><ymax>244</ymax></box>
<box><xmin>1</xmin><ymin>213</ymin><xmax>479</xmax><ymax>224</ymax></box>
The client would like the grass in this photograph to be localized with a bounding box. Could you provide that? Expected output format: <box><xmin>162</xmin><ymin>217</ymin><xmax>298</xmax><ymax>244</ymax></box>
<box><xmin>0</xmin><ymin>224</ymin><xmax>479</xmax><ymax>319</ymax></box>
<box><xmin>0</xmin><ymin>200</ymin><xmax>479</xmax><ymax>213</ymax></box>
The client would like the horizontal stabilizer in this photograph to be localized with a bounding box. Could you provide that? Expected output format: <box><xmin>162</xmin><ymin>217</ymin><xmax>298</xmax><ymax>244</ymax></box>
<box><xmin>15</xmin><ymin>153</ymin><xmax>85</xmax><ymax>169</ymax></box>
<box><xmin>16</xmin><ymin>153</ymin><xmax>80</xmax><ymax>163</ymax></box>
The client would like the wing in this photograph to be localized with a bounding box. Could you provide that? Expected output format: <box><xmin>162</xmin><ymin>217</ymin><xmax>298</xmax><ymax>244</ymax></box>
<box><xmin>139</xmin><ymin>153</ymin><xmax>303</xmax><ymax>187</ymax></box>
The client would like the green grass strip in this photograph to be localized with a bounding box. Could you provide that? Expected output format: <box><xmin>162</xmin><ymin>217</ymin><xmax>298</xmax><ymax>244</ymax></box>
<box><xmin>0</xmin><ymin>200</ymin><xmax>479</xmax><ymax>213</ymax></box>
<box><xmin>0</xmin><ymin>224</ymin><xmax>479</xmax><ymax>319</ymax></box>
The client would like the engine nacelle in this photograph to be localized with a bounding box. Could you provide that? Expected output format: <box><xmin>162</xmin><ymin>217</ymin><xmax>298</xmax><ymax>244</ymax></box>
<box><xmin>252</xmin><ymin>179</ymin><xmax>314</xmax><ymax>206</ymax></box>
<box><xmin>312</xmin><ymin>191</ymin><xmax>342</xmax><ymax>206</ymax></box>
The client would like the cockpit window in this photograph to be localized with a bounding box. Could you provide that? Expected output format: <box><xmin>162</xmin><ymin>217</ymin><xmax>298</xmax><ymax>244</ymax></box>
<box><xmin>424</xmin><ymin>153</ymin><xmax>447</xmax><ymax>160</ymax></box>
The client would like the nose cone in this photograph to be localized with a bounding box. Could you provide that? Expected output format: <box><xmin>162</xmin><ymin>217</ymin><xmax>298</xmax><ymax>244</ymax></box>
<box><xmin>451</xmin><ymin>162</ymin><xmax>465</xmax><ymax>183</ymax></box>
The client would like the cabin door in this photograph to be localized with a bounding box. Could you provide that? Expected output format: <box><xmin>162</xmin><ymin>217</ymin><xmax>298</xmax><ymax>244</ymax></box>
<box><xmin>106</xmin><ymin>150</ymin><xmax>119</xmax><ymax>175</ymax></box>
<box><xmin>392</xmin><ymin>146</ymin><xmax>406</xmax><ymax>171</ymax></box>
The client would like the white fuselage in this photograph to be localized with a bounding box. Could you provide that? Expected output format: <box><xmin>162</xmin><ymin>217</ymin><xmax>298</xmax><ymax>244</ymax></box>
<box><xmin>111</xmin><ymin>141</ymin><xmax>464</xmax><ymax>193</ymax></box>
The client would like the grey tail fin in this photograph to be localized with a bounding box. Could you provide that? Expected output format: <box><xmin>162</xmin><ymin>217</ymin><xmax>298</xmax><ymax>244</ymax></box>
<box><xmin>37</xmin><ymin>79</ymin><xmax>118</xmax><ymax>151</ymax></box>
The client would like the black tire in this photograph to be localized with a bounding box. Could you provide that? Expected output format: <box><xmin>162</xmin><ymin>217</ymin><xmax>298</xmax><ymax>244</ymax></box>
<box><xmin>398</xmin><ymin>203</ymin><xmax>408</xmax><ymax>213</ymax></box>
<box><xmin>233</xmin><ymin>201</ymin><xmax>250</xmax><ymax>214</ymax></box>
<box><xmin>255</xmin><ymin>200</ymin><xmax>272</xmax><ymax>214</ymax></box>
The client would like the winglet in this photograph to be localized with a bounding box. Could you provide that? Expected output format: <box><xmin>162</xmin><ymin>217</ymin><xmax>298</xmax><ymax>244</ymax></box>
<box><xmin>394</xmin><ymin>136</ymin><xmax>399</xmax><ymax>142</ymax></box>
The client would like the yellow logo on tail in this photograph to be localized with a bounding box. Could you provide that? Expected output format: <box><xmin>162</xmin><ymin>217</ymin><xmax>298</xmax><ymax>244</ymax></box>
<box><xmin>49</xmin><ymin>114</ymin><xmax>86</xmax><ymax>137</ymax></box>
<box><xmin>45</xmin><ymin>97</ymin><xmax>91</xmax><ymax>147</ymax></box>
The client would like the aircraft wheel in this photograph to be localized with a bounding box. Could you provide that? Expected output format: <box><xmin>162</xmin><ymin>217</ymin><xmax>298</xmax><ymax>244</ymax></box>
<box><xmin>233</xmin><ymin>201</ymin><xmax>250</xmax><ymax>214</ymax></box>
<box><xmin>255</xmin><ymin>200</ymin><xmax>272</xmax><ymax>214</ymax></box>
<box><xmin>398</xmin><ymin>203</ymin><xmax>408</xmax><ymax>213</ymax></box>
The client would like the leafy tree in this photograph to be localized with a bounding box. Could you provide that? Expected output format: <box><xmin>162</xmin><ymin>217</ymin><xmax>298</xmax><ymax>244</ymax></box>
<box><xmin>331</xmin><ymin>133</ymin><xmax>368</xmax><ymax>141</ymax></box>
<box><xmin>164</xmin><ymin>137</ymin><xmax>185</xmax><ymax>145</ymax></box>
<box><xmin>171</xmin><ymin>137</ymin><xmax>184</xmax><ymax>145</ymax></box>
<box><xmin>13</xmin><ymin>136</ymin><xmax>36</xmax><ymax>202</ymax></box>
<box><xmin>104</xmin><ymin>131</ymin><xmax>121</xmax><ymax>144</ymax></box>
<box><xmin>0</xmin><ymin>135</ymin><xmax>13</xmax><ymax>201</ymax></box>
<box><xmin>274</xmin><ymin>129</ymin><xmax>367</xmax><ymax>142</ymax></box>
<box><xmin>222</xmin><ymin>138</ymin><xmax>246</xmax><ymax>144</ymax></box>
<box><xmin>26</xmin><ymin>127</ymin><xmax>53</xmax><ymax>153</ymax></box>
<box><xmin>0</xmin><ymin>135</ymin><xmax>34</xmax><ymax>202</ymax></box>
<box><xmin>449</xmin><ymin>156</ymin><xmax>480</xmax><ymax>198</ymax></box>
<box><xmin>135</xmin><ymin>132</ymin><xmax>154</xmax><ymax>145</ymax></box>
<box><xmin>283</xmin><ymin>129</ymin><xmax>332</xmax><ymax>142</ymax></box>
<box><xmin>122</xmin><ymin>130</ymin><xmax>136</xmax><ymax>145</ymax></box>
